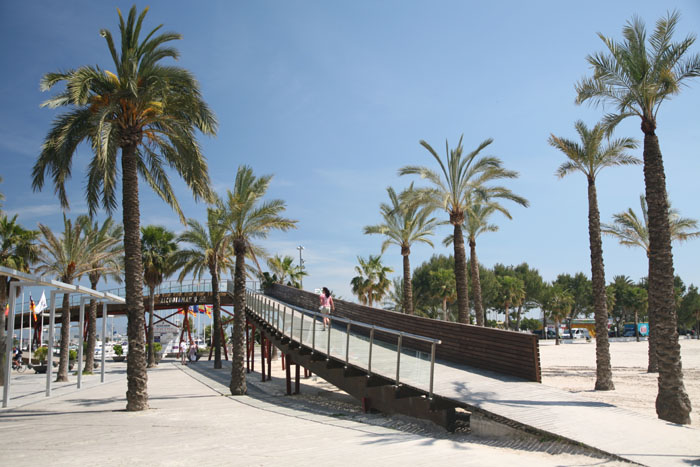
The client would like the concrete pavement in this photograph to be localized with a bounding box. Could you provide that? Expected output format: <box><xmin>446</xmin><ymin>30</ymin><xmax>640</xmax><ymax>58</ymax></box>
<box><xmin>0</xmin><ymin>359</ymin><xmax>621</xmax><ymax>466</ymax></box>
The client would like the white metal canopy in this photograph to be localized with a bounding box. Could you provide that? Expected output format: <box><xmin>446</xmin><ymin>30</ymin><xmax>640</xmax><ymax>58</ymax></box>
<box><xmin>1</xmin><ymin>266</ymin><xmax>125</xmax><ymax>408</ymax></box>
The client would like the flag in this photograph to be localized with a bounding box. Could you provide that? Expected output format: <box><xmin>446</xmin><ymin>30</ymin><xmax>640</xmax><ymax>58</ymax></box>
<box><xmin>30</xmin><ymin>295</ymin><xmax>37</xmax><ymax>322</ymax></box>
<box><xmin>204</xmin><ymin>305</ymin><xmax>212</xmax><ymax>318</ymax></box>
<box><xmin>36</xmin><ymin>291</ymin><xmax>47</xmax><ymax>314</ymax></box>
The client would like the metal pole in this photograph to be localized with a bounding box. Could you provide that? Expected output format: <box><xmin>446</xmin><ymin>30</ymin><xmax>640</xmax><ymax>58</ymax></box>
<box><xmin>2</xmin><ymin>283</ymin><xmax>19</xmax><ymax>408</ymax></box>
<box><xmin>345</xmin><ymin>322</ymin><xmax>351</xmax><ymax>365</ymax></box>
<box><xmin>19</xmin><ymin>291</ymin><xmax>24</xmax><ymax>352</ymax></box>
<box><xmin>429</xmin><ymin>342</ymin><xmax>436</xmax><ymax>399</ymax></box>
<box><xmin>311</xmin><ymin>314</ymin><xmax>316</xmax><ymax>352</ymax></box>
<box><xmin>77</xmin><ymin>297</ymin><xmax>86</xmax><ymax>389</ymax></box>
<box><xmin>101</xmin><ymin>302</ymin><xmax>107</xmax><ymax>383</ymax></box>
<box><xmin>290</xmin><ymin>309</ymin><xmax>295</xmax><ymax>339</ymax></box>
<box><xmin>326</xmin><ymin>316</ymin><xmax>332</xmax><ymax>358</ymax></box>
<box><xmin>299</xmin><ymin>310</ymin><xmax>304</xmax><ymax>345</ymax></box>
<box><xmin>296</xmin><ymin>245</ymin><xmax>304</xmax><ymax>289</ymax></box>
<box><xmin>368</xmin><ymin>328</ymin><xmax>375</xmax><ymax>373</ymax></box>
<box><xmin>46</xmin><ymin>291</ymin><xmax>57</xmax><ymax>397</ymax></box>
<box><xmin>395</xmin><ymin>333</ymin><xmax>402</xmax><ymax>386</ymax></box>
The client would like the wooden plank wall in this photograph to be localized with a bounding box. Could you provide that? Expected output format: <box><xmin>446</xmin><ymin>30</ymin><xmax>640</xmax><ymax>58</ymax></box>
<box><xmin>265</xmin><ymin>284</ymin><xmax>541</xmax><ymax>382</ymax></box>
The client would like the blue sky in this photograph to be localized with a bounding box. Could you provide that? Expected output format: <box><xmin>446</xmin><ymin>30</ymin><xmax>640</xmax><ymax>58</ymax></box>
<box><xmin>2</xmin><ymin>1</ymin><xmax>700</xmax><ymax>324</ymax></box>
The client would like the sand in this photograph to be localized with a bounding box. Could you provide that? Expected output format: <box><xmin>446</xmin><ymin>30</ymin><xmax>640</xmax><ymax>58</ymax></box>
<box><xmin>539</xmin><ymin>337</ymin><xmax>700</xmax><ymax>427</ymax></box>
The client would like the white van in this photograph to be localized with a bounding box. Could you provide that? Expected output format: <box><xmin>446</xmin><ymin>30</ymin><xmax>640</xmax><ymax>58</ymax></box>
<box><xmin>571</xmin><ymin>328</ymin><xmax>591</xmax><ymax>340</ymax></box>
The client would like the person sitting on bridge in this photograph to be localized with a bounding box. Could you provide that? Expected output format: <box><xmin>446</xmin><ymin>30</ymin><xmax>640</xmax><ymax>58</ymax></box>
<box><xmin>319</xmin><ymin>287</ymin><xmax>334</xmax><ymax>330</ymax></box>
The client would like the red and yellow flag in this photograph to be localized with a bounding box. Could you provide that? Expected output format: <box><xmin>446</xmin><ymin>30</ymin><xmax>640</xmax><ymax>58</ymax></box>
<box><xmin>30</xmin><ymin>296</ymin><xmax>37</xmax><ymax>322</ymax></box>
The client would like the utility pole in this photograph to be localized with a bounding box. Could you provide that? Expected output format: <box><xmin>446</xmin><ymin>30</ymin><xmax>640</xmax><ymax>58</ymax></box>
<box><xmin>296</xmin><ymin>245</ymin><xmax>305</xmax><ymax>289</ymax></box>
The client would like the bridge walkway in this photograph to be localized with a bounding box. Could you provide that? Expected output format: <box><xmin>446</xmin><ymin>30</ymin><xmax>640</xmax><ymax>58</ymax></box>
<box><xmin>250</xmin><ymin>290</ymin><xmax>699</xmax><ymax>467</ymax></box>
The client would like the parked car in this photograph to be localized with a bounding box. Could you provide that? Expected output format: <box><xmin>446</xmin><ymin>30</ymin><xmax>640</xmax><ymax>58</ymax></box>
<box><xmin>571</xmin><ymin>328</ymin><xmax>591</xmax><ymax>340</ymax></box>
<box><xmin>622</xmin><ymin>329</ymin><xmax>636</xmax><ymax>337</ymax></box>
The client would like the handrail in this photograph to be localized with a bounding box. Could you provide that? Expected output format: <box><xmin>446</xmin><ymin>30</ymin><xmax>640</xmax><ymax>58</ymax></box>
<box><xmin>243</xmin><ymin>288</ymin><xmax>441</xmax><ymax>398</ymax></box>
<box><xmin>278</xmin><ymin>300</ymin><xmax>441</xmax><ymax>345</ymax></box>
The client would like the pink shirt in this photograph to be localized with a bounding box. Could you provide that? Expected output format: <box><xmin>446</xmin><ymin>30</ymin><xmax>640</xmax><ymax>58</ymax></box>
<box><xmin>320</xmin><ymin>294</ymin><xmax>333</xmax><ymax>307</ymax></box>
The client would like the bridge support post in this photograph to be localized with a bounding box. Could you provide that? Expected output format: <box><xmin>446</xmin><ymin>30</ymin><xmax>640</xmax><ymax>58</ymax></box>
<box><xmin>285</xmin><ymin>354</ymin><xmax>291</xmax><ymax>395</ymax></box>
<box><xmin>261</xmin><ymin>336</ymin><xmax>266</xmax><ymax>382</ymax></box>
<box><xmin>266</xmin><ymin>339</ymin><xmax>272</xmax><ymax>381</ymax></box>
<box><xmin>295</xmin><ymin>360</ymin><xmax>300</xmax><ymax>394</ymax></box>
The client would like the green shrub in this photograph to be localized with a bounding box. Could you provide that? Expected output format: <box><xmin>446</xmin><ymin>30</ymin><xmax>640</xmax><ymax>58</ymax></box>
<box><xmin>34</xmin><ymin>346</ymin><xmax>48</xmax><ymax>363</ymax></box>
<box><xmin>69</xmin><ymin>349</ymin><xmax>78</xmax><ymax>361</ymax></box>
<box><xmin>113</xmin><ymin>344</ymin><xmax>123</xmax><ymax>356</ymax></box>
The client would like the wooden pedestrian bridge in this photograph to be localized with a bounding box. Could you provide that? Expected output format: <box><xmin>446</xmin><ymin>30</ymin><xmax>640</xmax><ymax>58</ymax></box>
<box><xmin>10</xmin><ymin>280</ymin><xmax>700</xmax><ymax>466</ymax></box>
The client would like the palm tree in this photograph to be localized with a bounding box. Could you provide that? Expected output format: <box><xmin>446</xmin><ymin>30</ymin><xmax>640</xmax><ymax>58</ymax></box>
<box><xmin>444</xmin><ymin>200</ymin><xmax>515</xmax><ymax>326</ymax></box>
<box><xmin>223</xmin><ymin>165</ymin><xmax>297</xmax><ymax>395</ymax></box>
<box><xmin>385</xmin><ymin>277</ymin><xmax>405</xmax><ymax>313</ymax></box>
<box><xmin>78</xmin><ymin>215</ymin><xmax>123</xmax><ymax>373</ymax></box>
<box><xmin>575</xmin><ymin>11</ymin><xmax>698</xmax><ymax>424</ymax></box>
<box><xmin>350</xmin><ymin>255</ymin><xmax>394</xmax><ymax>308</ymax></box>
<box><xmin>172</xmin><ymin>207</ymin><xmax>232</xmax><ymax>369</ymax></box>
<box><xmin>141</xmin><ymin>225</ymin><xmax>176</xmax><ymax>368</ymax></box>
<box><xmin>0</xmin><ymin>215</ymin><xmax>38</xmax><ymax>385</ymax></box>
<box><xmin>428</xmin><ymin>268</ymin><xmax>456</xmax><ymax>320</ymax></box>
<box><xmin>364</xmin><ymin>185</ymin><xmax>438</xmax><ymax>315</ymax></box>
<box><xmin>549</xmin><ymin>120</ymin><xmax>639</xmax><ymax>391</ymax></box>
<box><xmin>497</xmin><ymin>275</ymin><xmax>525</xmax><ymax>330</ymax></box>
<box><xmin>549</xmin><ymin>286</ymin><xmax>574</xmax><ymax>346</ymax></box>
<box><xmin>32</xmin><ymin>6</ymin><xmax>216</xmax><ymax>411</ymax></box>
<box><xmin>266</xmin><ymin>254</ymin><xmax>306</xmax><ymax>288</ymax></box>
<box><xmin>602</xmin><ymin>194</ymin><xmax>699</xmax><ymax>371</ymax></box>
<box><xmin>35</xmin><ymin>215</ymin><xmax>115</xmax><ymax>382</ymax></box>
<box><xmin>400</xmin><ymin>136</ymin><xmax>528</xmax><ymax>323</ymax></box>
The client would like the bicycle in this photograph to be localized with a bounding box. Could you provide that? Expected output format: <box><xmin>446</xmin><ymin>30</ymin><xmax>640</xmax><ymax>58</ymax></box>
<box><xmin>12</xmin><ymin>360</ymin><xmax>26</xmax><ymax>373</ymax></box>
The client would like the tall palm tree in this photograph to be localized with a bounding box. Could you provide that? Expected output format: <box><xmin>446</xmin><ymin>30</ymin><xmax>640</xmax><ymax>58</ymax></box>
<box><xmin>35</xmin><ymin>215</ymin><xmax>115</xmax><ymax>382</ymax></box>
<box><xmin>400</xmin><ymin>136</ymin><xmax>528</xmax><ymax>323</ymax></box>
<box><xmin>266</xmin><ymin>254</ymin><xmax>306</xmax><ymax>288</ymax></box>
<box><xmin>576</xmin><ymin>11</ymin><xmax>698</xmax><ymax>424</ymax></box>
<box><xmin>350</xmin><ymin>255</ymin><xmax>394</xmax><ymax>308</ymax></box>
<box><xmin>223</xmin><ymin>165</ymin><xmax>297</xmax><ymax>395</ymax></box>
<box><xmin>549</xmin><ymin>120</ymin><xmax>639</xmax><ymax>391</ymax></box>
<box><xmin>172</xmin><ymin>207</ymin><xmax>232</xmax><ymax>369</ymax></box>
<box><xmin>497</xmin><ymin>275</ymin><xmax>525</xmax><ymax>330</ymax></box>
<box><xmin>602</xmin><ymin>195</ymin><xmax>699</xmax><ymax>371</ymax></box>
<box><xmin>364</xmin><ymin>185</ymin><xmax>438</xmax><ymax>315</ymax></box>
<box><xmin>141</xmin><ymin>225</ymin><xmax>176</xmax><ymax>368</ymax></box>
<box><xmin>77</xmin><ymin>215</ymin><xmax>123</xmax><ymax>373</ymax></box>
<box><xmin>444</xmin><ymin>200</ymin><xmax>515</xmax><ymax>326</ymax></box>
<box><xmin>0</xmin><ymin>215</ymin><xmax>38</xmax><ymax>385</ymax></box>
<box><xmin>32</xmin><ymin>6</ymin><xmax>216</xmax><ymax>411</ymax></box>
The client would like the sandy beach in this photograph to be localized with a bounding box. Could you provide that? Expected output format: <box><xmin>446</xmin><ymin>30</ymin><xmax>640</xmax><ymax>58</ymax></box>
<box><xmin>540</xmin><ymin>337</ymin><xmax>700</xmax><ymax>428</ymax></box>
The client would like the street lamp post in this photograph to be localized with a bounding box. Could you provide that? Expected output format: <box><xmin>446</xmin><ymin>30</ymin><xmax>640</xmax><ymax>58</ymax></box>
<box><xmin>296</xmin><ymin>245</ymin><xmax>305</xmax><ymax>289</ymax></box>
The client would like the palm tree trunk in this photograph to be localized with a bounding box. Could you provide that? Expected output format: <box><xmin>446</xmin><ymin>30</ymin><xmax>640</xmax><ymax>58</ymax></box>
<box><xmin>85</xmin><ymin>276</ymin><xmax>99</xmax><ymax>373</ymax></box>
<box><xmin>516</xmin><ymin>304</ymin><xmax>523</xmax><ymax>331</ymax></box>
<box><xmin>452</xmin><ymin>222</ymin><xmax>469</xmax><ymax>324</ymax></box>
<box><xmin>469</xmin><ymin>238</ymin><xmax>484</xmax><ymax>326</ymax></box>
<box><xmin>635</xmin><ymin>310</ymin><xmax>640</xmax><ymax>343</ymax></box>
<box><xmin>646</xmin><ymin>248</ymin><xmax>659</xmax><ymax>372</ymax></box>
<box><xmin>229</xmin><ymin>239</ymin><xmax>247</xmax><ymax>395</ymax></box>
<box><xmin>587</xmin><ymin>178</ymin><xmax>614</xmax><ymax>391</ymax></box>
<box><xmin>0</xmin><ymin>277</ymin><xmax>7</xmax><ymax>385</ymax></box>
<box><xmin>121</xmin><ymin>142</ymin><xmax>148</xmax><ymax>411</ymax></box>
<box><xmin>642</xmin><ymin>128</ymin><xmax>691</xmax><ymax>424</ymax></box>
<box><xmin>555</xmin><ymin>318</ymin><xmax>560</xmax><ymax>345</ymax></box>
<box><xmin>542</xmin><ymin>312</ymin><xmax>548</xmax><ymax>340</ymax></box>
<box><xmin>504</xmin><ymin>303</ymin><xmax>510</xmax><ymax>329</ymax></box>
<box><xmin>402</xmin><ymin>250</ymin><xmax>413</xmax><ymax>315</ymax></box>
<box><xmin>210</xmin><ymin>262</ymin><xmax>222</xmax><ymax>369</ymax></box>
<box><xmin>56</xmin><ymin>291</ymin><xmax>70</xmax><ymax>382</ymax></box>
<box><xmin>147</xmin><ymin>287</ymin><xmax>156</xmax><ymax>367</ymax></box>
